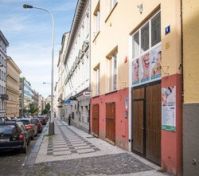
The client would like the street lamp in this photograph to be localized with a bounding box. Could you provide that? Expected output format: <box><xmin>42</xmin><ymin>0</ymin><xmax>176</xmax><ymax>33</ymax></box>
<box><xmin>23</xmin><ymin>4</ymin><xmax>55</xmax><ymax>135</ymax></box>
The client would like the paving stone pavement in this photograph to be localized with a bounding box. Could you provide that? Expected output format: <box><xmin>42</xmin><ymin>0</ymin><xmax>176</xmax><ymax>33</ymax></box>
<box><xmin>27</xmin><ymin>119</ymin><xmax>170</xmax><ymax>176</ymax></box>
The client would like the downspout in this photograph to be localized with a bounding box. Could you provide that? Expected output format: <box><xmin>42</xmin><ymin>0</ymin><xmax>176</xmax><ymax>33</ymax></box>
<box><xmin>88</xmin><ymin>0</ymin><xmax>91</xmax><ymax>134</ymax></box>
<box><xmin>180</xmin><ymin>0</ymin><xmax>184</xmax><ymax>175</ymax></box>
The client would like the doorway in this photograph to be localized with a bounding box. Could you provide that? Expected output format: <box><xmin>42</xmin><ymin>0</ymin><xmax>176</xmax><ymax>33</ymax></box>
<box><xmin>106</xmin><ymin>102</ymin><xmax>116</xmax><ymax>143</ymax></box>
<box><xmin>132</xmin><ymin>82</ymin><xmax>161</xmax><ymax>165</ymax></box>
<box><xmin>92</xmin><ymin>104</ymin><xmax>99</xmax><ymax>136</ymax></box>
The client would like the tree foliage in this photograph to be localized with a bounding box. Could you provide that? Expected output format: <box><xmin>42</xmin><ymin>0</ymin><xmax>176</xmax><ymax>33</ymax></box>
<box><xmin>42</xmin><ymin>103</ymin><xmax>50</xmax><ymax>115</ymax></box>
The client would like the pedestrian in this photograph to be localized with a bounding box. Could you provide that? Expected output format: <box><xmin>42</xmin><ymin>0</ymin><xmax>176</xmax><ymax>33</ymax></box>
<box><xmin>68</xmin><ymin>114</ymin><xmax>71</xmax><ymax>126</ymax></box>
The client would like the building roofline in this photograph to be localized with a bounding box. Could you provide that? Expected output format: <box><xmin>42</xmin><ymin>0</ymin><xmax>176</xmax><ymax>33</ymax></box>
<box><xmin>63</xmin><ymin>0</ymin><xmax>88</xmax><ymax>65</ymax></box>
<box><xmin>6</xmin><ymin>56</ymin><xmax>22</xmax><ymax>73</ymax></box>
<box><xmin>57</xmin><ymin>32</ymin><xmax>70</xmax><ymax>67</ymax></box>
<box><xmin>0</xmin><ymin>31</ymin><xmax>9</xmax><ymax>47</ymax></box>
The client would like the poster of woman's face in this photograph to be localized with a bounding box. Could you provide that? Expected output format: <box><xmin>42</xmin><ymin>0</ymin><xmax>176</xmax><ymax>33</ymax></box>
<box><xmin>150</xmin><ymin>45</ymin><xmax>161</xmax><ymax>79</ymax></box>
<box><xmin>140</xmin><ymin>52</ymin><xmax>150</xmax><ymax>82</ymax></box>
<box><xmin>132</xmin><ymin>58</ymin><xmax>139</xmax><ymax>84</ymax></box>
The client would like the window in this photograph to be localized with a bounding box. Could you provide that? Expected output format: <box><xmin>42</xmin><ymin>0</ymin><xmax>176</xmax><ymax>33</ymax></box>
<box><xmin>108</xmin><ymin>52</ymin><xmax>117</xmax><ymax>92</ymax></box>
<box><xmin>132</xmin><ymin>31</ymin><xmax>139</xmax><ymax>58</ymax></box>
<box><xmin>151</xmin><ymin>12</ymin><xmax>161</xmax><ymax>46</ymax></box>
<box><xmin>131</xmin><ymin>12</ymin><xmax>161</xmax><ymax>86</ymax></box>
<box><xmin>141</xmin><ymin>22</ymin><xmax>149</xmax><ymax>53</ymax></box>
<box><xmin>94</xmin><ymin>2</ymin><xmax>100</xmax><ymax>36</ymax></box>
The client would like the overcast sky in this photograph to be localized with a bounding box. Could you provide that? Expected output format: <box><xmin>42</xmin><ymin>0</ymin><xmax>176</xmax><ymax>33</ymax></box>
<box><xmin>0</xmin><ymin>0</ymin><xmax>77</xmax><ymax>97</ymax></box>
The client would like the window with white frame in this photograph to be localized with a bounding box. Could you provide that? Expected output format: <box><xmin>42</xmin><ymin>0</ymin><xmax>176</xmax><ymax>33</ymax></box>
<box><xmin>94</xmin><ymin>1</ymin><xmax>100</xmax><ymax>36</ymax></box>
<box><xmin>94</xmin><ymin>65</ymin><xmax>100</xmax><ymax>95</ymax></box>
<box><xmin>131</xmin><ymin>11</ymin><xmax>161</xmax><ymax>86</ymax></box>
<box><xmin>108</xmin><ymin>52</ymin><xmax>117</xmax><ymax>92</ymax></box>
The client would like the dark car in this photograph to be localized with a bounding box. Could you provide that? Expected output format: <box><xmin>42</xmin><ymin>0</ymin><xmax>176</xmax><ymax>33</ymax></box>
<box><xmin>0</xmin><ymin>121</ymin><xmax>28</xmax><ymax>153</ymax></box>
<box><xmin>31</xmin><ymin>118</ymin><xmax>42</xmax><ymax>133</ymax></box>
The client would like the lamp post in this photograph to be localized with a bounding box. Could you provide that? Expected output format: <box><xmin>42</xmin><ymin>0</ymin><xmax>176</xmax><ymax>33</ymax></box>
<box><xmin>23</xmin><ymin>4</ymin><xmax>55</xmax><ymax>135</ymax></box>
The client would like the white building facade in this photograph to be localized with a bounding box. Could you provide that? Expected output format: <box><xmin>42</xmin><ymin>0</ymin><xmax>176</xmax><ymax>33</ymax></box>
<box><xmin>64</xmin><ymin>0</ymin><xmax>90</xmax><ymax>132</ymax></box>
<box><xmin>57</xmin><ymin>33</ymin><xmax>69</xmax><ymax>120</ymax></box>
<box><xmin>0</xmin><ymin>31</ymin><xmax>9</xmax><ymax>118</ymax></box>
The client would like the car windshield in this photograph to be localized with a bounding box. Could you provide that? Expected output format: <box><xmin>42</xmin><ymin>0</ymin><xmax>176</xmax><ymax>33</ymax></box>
<box><xmin>0</xmin><ymin>125</ymin><xmax>15</xmax><ymax>134</ymax></box>
<box><xmin>18</xmin><ymin>120</ymin><xmax>30</xmax><ymax>125</ymax></box>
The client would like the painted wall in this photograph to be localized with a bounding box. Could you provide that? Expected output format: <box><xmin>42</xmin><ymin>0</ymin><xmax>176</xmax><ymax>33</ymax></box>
<box><xmin>91</xmin><ymin>0</ymin><xmax>182</xmax><ymax>175</ymax></box>
<box><xmin>183</xmin><ymin>0</ymin><xmax>199</xmax><ymax>175</ymax></box>
<box><xmin>91</xmin><ymin>88</ymin><xmax>129</xmax><ymax>150</ymax></box>
<box><xmin>183</xmin><ymin>0</ymin><xmax>199</xmax><ymax>104</ymax></box>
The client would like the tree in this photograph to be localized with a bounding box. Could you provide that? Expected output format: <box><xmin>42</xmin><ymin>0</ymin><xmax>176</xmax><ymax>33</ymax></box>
<box><xmin>28</xmin><ymin>103</ymin><xmax>38</xmax><ymax>115</ymax></box>
<box><xmin>42</xmin><ymin>103</ymin><xmax>50</xmax><ymax>115</ymax></box>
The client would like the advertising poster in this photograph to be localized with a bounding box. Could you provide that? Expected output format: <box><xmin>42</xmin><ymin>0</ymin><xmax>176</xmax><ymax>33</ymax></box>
<box><xmin>140</xmin><ymin>52</ymin><xmax>150</xmax><ymax>83</ymax></box>
<box><xmin>150</xmin><ymin>45</ymin><xmax>161</xmax><ymax>80</ymax></box>
<box><xmin>132</xmin><ymin>44</ymin><xmax>161</xmax><ymax>87</ymax></box>
<box><xmin>132</xmin><ymin>58</ymin><xmax>140</xmax><ymax>84</ymax></box>
<box><xmin>161</xmin><ymin>86</ymin><xmax>176</xmax><ymax>131</ymax></box>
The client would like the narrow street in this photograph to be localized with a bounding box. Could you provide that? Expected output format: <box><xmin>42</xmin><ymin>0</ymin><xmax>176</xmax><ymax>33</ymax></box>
<box><xmin>0</xmin><ymin>120</ymin><xmax>171</xmax><ymax>176</ymax></box>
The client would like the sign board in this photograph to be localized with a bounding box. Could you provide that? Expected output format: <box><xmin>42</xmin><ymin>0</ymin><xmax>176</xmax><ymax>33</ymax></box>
<box><xmin>161</xmin><ymin>86</ymin><xmax>176</xmax><ymax>131</ymax></box>
<box><xmin>83</xmin><ymin>91</ymin><xmax>91</xmax><ymax>97</ymax></box>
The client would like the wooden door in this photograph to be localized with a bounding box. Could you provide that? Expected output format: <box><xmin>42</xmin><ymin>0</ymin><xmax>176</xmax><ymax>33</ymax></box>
<box><xmin>146</xmin><ymin>83</ymin><xmax>161</xmax><ymax>164</ymax></box>
<box><xmin>132</xmin><ymin>87</ymin><xmax>145</xmax><ymax>154</ymax></box>
<box><xmin>92</xmin><ymin>104</ymin><xmax>99</xmax><ymax>136</ymax></box>
<box><xmin>132</xmin><ymin>82</ymin><xmax>161</xmax><ymax>165</ymax></box>
<box><xmin>106</xmin><ymin>102</ymin><xmax>115</xmax><ymax>143</ymax></box>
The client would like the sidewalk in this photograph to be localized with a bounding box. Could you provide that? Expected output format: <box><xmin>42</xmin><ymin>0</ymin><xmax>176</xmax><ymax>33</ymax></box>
<box><xmin>26</xmin><ymin>119</ymin><xmax>170</xmax><ymax>176</ymax></box>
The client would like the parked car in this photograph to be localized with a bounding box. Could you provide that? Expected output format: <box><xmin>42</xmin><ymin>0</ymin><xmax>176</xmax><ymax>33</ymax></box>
<box><xmin>17</xmin><ymin>118</ymin><xmax>38</xmax><ymax>139</ymax></box>
<box><xmin>31</xmin><ymin>118</ymin><xmax>42</xmax><ymax>133</ymax></box>
<box><xmin>0</xmin><ymin>121</ymin><xmax>28</xmax><ymax>153</ymax></box>
<box><xmin>38</xmin><ymin>116</ymin><xmax>47</xmax><ymax>125</ymax></box>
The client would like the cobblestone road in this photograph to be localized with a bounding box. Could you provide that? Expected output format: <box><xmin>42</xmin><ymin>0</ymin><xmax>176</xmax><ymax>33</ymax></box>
<box><xmin>23</xmin><ymin>119</ymin><xmax>170</xmax><ymax>176</ymax></box>
<box><xmin>0</xmin><ymin>120</ymin><xmax>170</xmax><ymax>176</ymax></box>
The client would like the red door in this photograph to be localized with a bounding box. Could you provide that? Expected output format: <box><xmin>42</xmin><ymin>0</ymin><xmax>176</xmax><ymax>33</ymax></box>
<box><xmin>106</xmin><ymin>102</ymin><xmax>116</xmax><ymax>143</ymax></box>
<box><xmin>92</xmin><ymin>104</ymin><xmax>99</xmax><ymax>136</ymax></box>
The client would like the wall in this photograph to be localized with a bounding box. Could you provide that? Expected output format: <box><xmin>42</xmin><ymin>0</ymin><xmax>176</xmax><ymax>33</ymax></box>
<box><xmin>91</xmin><ymin>0</ymin><xmax>182</xmax><ymax>175</ymax></box>
<box><xmin>91</xmin><ymin>88</ymin><xmax>128</xmax><ymax>150</ymax></box>
<box><xmin>183</xmin><ymin>0</ymin><xmax>199</xmax><ymax>175</ymax></box>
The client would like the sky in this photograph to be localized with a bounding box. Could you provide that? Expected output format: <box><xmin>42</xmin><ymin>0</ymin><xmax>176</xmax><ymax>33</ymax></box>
<box><xmin>0</xmin><ymin>0</ymin><xmax>77</xmax><ymax>98</ymax></box>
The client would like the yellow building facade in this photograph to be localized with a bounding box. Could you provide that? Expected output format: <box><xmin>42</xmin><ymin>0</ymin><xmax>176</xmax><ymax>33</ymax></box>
<box><xmin>6</xmin><ymin>57</ymin><xmax>21</xmax><ymax>118</ymax></box>
<box><xmin>183</xmin><ymin>0</ymin><xmax>199</xmax><ymax>175</ymax></box>
<box><xmin>90</xmin><ymin>0</ymin><xmax>182</xmax><ymax>175</ymax></box>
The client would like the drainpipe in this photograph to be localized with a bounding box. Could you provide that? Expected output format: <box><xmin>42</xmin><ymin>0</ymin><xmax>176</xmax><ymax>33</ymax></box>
<box><xmin>128</xmin><ymin>36</ymin><xmax>133</xmax><ymax>152</ymax></box>
<box><xmin>180</xmin><ymin>0</ymin><xmax>184</xmax><ymax>175</ymax></box>
<box><xmin>88</xmin><ymin>0</ymin><xmax>91</xmax><ymax>134</ymax></box>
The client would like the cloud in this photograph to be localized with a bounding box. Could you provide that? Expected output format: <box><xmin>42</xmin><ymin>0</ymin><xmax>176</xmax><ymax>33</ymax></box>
<box><xmin>0</xmin><ymin>16</ymin><xmax>27</xmax><ymax>32</ymax></box>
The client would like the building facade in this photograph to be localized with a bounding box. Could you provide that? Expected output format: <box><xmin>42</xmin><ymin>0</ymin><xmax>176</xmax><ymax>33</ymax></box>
<box><xmin>6</xmin><ymin>57</ymin><xmax>21</xmax><ymax>118</ymax></box>
<box><xmin>64</xmin><ymin>0</ymin><xmax>90</xmax><ymax>132</ymax></box>
<box><xmin>182</xmin><ymin>0</ymin><xmax>199</xmax><ymax>175</ymax></box>
<box><xmin>38</xmin><ymin>94</ymin><xmax>45</xmax><ymax>115</ymax></box>
<box><xmin>57</xmin><ymin>32</ymin><xmax>69</xmax><ymax>120</ymax></box>
<box><xmin>19</xmin><ymin>77</ymin><xmax>34</xmax><ymax>116</ymax></box>
<box><xmin>0</xmin><ymin>31</ymin><xmax>9</xmax><ymax>118</ymax></box>
<box><xmin>90</xmin><ymin>1</ymin><xmax>182</xmax><ymax>175</ymax></box>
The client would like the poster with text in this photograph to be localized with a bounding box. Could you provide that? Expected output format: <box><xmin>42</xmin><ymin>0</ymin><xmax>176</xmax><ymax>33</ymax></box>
<box><xmin>161</xmin><ymin>86</ymin><xmax>176</xmax><ymax>131</ymax></box>
<box><xmin>150</xmin><ymin>45</ymin><xmax>161</xmax><ymax>80</ymax></box>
